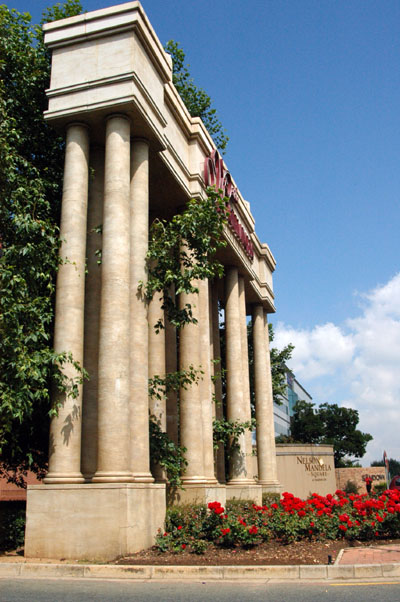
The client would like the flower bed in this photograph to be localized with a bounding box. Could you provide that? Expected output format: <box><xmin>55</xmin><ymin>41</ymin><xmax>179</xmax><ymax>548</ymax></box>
<box><xmin>155</xmin><ymin>489</ymin><xmax>400</xmax><ymax>554</ymax></box>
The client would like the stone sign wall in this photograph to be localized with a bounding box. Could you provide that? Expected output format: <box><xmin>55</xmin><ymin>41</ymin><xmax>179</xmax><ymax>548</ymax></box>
<box><xmin>275</xmin><ymin>444</ymin><xmax>336</xmax><ymax>499</ymax></box>
<box><xmin>335</xmin><ymin>466</ymin><xmax>387</xmax><ymax>494</ymax></box>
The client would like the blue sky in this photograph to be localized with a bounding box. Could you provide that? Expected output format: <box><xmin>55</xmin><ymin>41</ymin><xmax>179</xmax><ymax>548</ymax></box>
<box><xmin>9</xmin><ymin>0</ymin><xmax>400</xmax><ymax>465</ymax></box>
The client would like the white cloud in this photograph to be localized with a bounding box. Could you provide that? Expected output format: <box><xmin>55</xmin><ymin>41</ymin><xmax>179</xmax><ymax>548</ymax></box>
<box><xmin>274</xmin><ymin>322</ymin><xmax>355</xmax><ymax>379</ymax></box>
<box><xmin>274</xmin><ymin>273</ymin><xmax>400</xmax><ymax>466</ymax></box>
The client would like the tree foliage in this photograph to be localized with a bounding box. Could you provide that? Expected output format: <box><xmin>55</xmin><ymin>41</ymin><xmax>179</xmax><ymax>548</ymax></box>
<box><xmin>165</xmin><ymin>40</ymin><xmax>229</xmax><ymax>152</ymax></box>
<box><xmin>268</xmin><ymin>323</ymin><xmax>294</xmax><ymax>403</ymax></box>
<box><xmin>144</xmin><ymin>188</ymin><xmax>229</xmax><ymax>330</ymax></box>
<box><xmin>290</xmin><ymin>400</ymin><xmax>373</xmax><ymax>466</ymax></box>
<box><xmin>0</xmin><ymin>1</ymin><xmax>83</xmax><ymax>483</ymax></box>
<box><xmin>372</xmin><ymin>458</ymin><xmax>400</xmax><ymax>477</ymax></box>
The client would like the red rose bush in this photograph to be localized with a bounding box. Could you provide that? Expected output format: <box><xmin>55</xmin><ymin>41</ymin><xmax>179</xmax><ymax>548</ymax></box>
<box><xmin>155</xmin><ymin>489</ymin><xmax>400</xmax><ymax>554</ymax></box>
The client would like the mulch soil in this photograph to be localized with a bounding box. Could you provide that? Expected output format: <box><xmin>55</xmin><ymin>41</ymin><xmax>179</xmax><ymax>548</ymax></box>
<box><xmin>116</xmin><ymin>538</ymin><xmax>400</xmax><ymax>566</ymax></box>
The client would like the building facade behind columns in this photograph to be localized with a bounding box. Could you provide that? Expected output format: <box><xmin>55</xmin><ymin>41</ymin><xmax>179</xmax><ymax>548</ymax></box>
<box><xmin>274</xmin><ymin>367</ymin><xmax>313</xmax><ymax>436</ymax></box>
<box><xmin>24</xmin><ymin>1</ymin><xmax>281</xmax><ymax>561</ymax></box>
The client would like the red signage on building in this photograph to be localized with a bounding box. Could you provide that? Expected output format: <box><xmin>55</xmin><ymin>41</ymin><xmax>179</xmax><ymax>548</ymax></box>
<box><xmin>204</xmin><ymin>150</ymin><xmax>254</xmax><ymax>260</ymax></box>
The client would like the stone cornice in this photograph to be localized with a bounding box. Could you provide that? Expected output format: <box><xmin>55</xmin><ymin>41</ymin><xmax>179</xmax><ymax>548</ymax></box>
<box><xmin>43</xmin><ymin>2</ymin><xmax>172</xmax><ymax>83</ymax></box>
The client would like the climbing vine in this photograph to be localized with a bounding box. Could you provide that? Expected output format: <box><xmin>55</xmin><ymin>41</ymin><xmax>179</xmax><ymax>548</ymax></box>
<box><xmin>213</xmin><ymin>417</ymin><xmax>257</xmax><ymax>459</ymax></box>
<box><xmin>143</xmin><ymin>188</ymin><xmax>229</xmax><ymax>329</ymax></box>
<box><xmin>148</xmin><ymin>417</ymin><xmax>187</xmax><ymax>489</ymax></box>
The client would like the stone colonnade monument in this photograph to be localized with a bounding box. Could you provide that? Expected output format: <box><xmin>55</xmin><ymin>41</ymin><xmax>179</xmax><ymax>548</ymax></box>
<box><xmin>24</xmin><ymin>1</ymin><xmax>281</xmax><ymax>561</ymax></box>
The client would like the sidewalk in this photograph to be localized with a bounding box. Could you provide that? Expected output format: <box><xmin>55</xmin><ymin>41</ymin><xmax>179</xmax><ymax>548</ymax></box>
<box><xmin>1</xmin><ymin>545</ymin><xmax>400</xmax><ymax>582</ymax></box>
<box><xmin>338</xmin><ymin>543</ymin><xmax>400</xmax><ymax>565</ymax></box>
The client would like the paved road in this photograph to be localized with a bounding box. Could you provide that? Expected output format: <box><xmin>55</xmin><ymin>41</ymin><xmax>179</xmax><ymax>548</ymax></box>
<box><xmin>1</xmin><ymin>579</ymin><xmax>400</xmax><ymax>602</ymax></box>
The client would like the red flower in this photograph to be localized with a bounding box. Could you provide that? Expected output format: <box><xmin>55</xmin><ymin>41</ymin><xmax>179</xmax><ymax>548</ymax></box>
<box><xmin>177</xmin><ymin>525</ymin><xmax>183</xmax><ymax>530</ymax></box>
<box><xmin>221</xmin><ymin>528</ymin><xmax>231</xmax><ymax>535</ymax></box>
<box><xmin>339</xmin><ymin>525</ymin><xmax>347</xmax><ymax>531</ymax></box>
<box><xmin>181</xmin><ymin>544</ymin><xmax>186</xmax><ymax>549</ymax></box>
<box><xmin>214</xmin><ymin>506</ymin><xmax>224</xmax><ymax>515</ymax></box>
<box><xmin>248</xmin><ymin>525</ymin><xmax>258</xmax><ymax>535</ymax></box>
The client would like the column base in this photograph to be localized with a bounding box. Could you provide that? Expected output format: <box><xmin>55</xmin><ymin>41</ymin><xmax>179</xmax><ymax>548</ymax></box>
<box><xmin>259</xmin><ymin>480</ymin><xmax>282</xmax><ymax>495</ymax></box>
<box><xmin>226</xmin><ymin>483</ymin><xmax>262</xmax><ymax>504</ymax></box>
<box><xmin>132</xmin><ymin>472</ymin><xmax>155</xmax><ymax>483</ymax></box>
<box><xmin>92</xmin><ymin>471</ymin><xmax>133</xmax><ymax>483</ymax></box>
<box><xmin>25</xmin><ymin>482</ymin><xmax>166</xmax><ymax>561</ymax></box>
<box><xmin>168</xmin><ymin>484</ymin><xmax>226</xmax><ymax>507</ymax></box>
<box><xmin>44</xmin><ymin>472</ymin><xmax>85</xmax><ymax>484</ymax></box>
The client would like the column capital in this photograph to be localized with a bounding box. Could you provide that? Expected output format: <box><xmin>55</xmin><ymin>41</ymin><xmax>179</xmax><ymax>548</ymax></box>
<box><xmin>104</xmin><ymin>112</ymin><xmax>131</xmax><ymax>125</ymax></box>
<box><xmin>65</xmin><ymin>121</ymin><xmax>89</xmax><ymax>131</ymax></box>
<box><xmin>131</xmin><ymin>136</ymin><xmax>149</xmax><ymax>145</ymax></box>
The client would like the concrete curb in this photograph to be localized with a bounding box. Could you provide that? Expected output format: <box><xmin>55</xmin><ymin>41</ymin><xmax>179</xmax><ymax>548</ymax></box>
<box><xmin>1</xmin><ymin>562</ymin><xmax>400</xmax><ymax>581</ymax></box>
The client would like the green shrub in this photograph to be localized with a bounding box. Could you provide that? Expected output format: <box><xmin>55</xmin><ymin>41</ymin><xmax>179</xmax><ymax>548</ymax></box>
<box><xmin>344</xmin><ymin>480</ymin><xmax>359</xmax><ymax>495</ymax></box>
<box><xmin>225</xmin><ymin>499</ymin><xmax>254</xmax><ymax>513</ymax></box>
<box><xmin>0</xmin><ymin>501</ymin><xmax>26</xmax><ymax>551</ymax></box>
<box><xmin>373</xmin><ymin>482</ymin><xmax>387</xmax><ymax>493</ymax></box>
<box><xmin>262</xmin><ymin>492</ymin><xmax>280</xmax><ymax>506</ymax></box>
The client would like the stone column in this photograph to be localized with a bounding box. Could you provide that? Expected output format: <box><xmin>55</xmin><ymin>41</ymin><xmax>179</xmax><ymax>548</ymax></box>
<box><xmin>128</xmin><ymin>138</ymin><xmax>153</xmax><ymax>482</ymax></box>
<box><xmin>211</xmin><ymin>283</ymin><xmax>225</xmax><ymax>483</ymax></box>
<box><xmin>238</xmin><ymin>276</ymin><xmax>256</xmax><ymax>482</ymax></box>
<box><xmin>148</xmin><ymin>293</ymin><xmax>166</xmax><ymax>481</ymax></box>
<box><xmin>225</xmin><ymin>267</ymin><xmax>250</xmax><ymax>483</ymax></box>
<box><xmin>93</xmin><ymin>114</ymin><xmax>132</xmax><ymax>483</ymax></box>
<box><xmin>252</xmin><ymin>305</ymin><xmax>280</xmax><ymax>490</ymax></box>
<box><xmin>81</xmin><ymin>145</ymin><xmax>104</xmax><ymax>480</ymax></box>
<box><xmin>199</xmin><ymin>279</ymin><xmax>217</xmax><ymax>483</ymax></box>
<box><xmin>179</xmin><ymin>287</ymin><xmax>206</xmax><ymax>484</ymax></box>
<box><xmin>165</xmin><ymin>290</ymin><xmax>179</xmax><ymax>446</ymax></box>
<box><xmin>45</xmin><ymin>123</ymin><xmax>89</xmax><ymax>484</ymax></box>
<box><xmin>263</xmin><ymin>311</ymin><xmax>280</xmax><ymax>488</ymax></box>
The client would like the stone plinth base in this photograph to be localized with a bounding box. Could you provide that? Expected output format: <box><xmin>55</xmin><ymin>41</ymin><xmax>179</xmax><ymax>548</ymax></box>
<box><xmin>226</xmin><ymin>484</ymin><xmax>262</xmax><ymax>504</ymax></box>
<box><xmin>25</xmin><ymin>483</ymin><xmax>166</xmax><ymax>561</ymax></box>
<box><xmin>260</xmin><ymin>481</ymin><xmax>281</xmax><ymax>495</ymax></box>
<box><xmin>168</xmin><ymin>484</ymin><xmax>226</xmax><ymax>507</ymax></box>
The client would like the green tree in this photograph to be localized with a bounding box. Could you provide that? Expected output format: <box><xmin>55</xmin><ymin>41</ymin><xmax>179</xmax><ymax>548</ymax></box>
<box><xmin>371</xmin><ymin>458</ymin><xmax>400</xmax><ymax>477</ymax></box>
<box><xmin>290</xmin><ymin>400</ymin><xmax>373</xmax><ymax>467</ymax></box>
<box><xmin>268</xmin><ymin>323</ymin><xmax>294</xmax><ymax>403</ymax></box>
<box><xmin>165</xmin><ymin>40</ymin><xmax>229</xmax><ymax>152</ymax></box>
<box><xmin>0</xmin><ymin>1</ymin><xmax>83</xmax><ymax>484</ymax></box>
